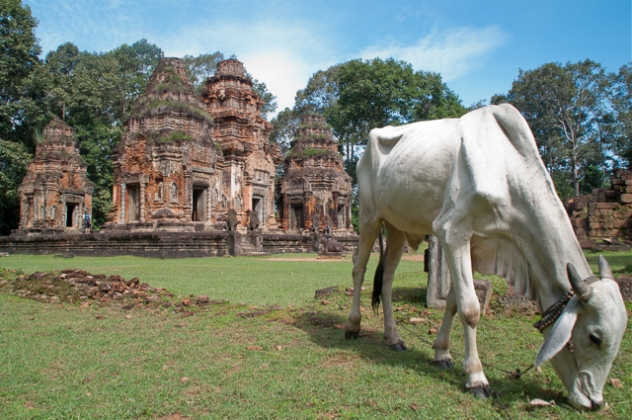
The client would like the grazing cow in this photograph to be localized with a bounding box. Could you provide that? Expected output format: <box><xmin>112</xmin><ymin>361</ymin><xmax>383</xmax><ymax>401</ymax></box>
<box><xmin>345</xmin><ymin>104</ymin><xmax>627</xmax><ymax>410</ymax></box>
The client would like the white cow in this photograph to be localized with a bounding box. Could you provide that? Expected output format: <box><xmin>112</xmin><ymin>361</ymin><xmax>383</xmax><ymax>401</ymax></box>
<box><xmin>345</xmin><ymin>104</ymin><xmax>627</xmax><ymax>410</ymax></box>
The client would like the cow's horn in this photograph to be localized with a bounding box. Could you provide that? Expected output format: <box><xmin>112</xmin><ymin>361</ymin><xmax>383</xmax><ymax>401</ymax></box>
<box><xmin>567</xmin><ymin>263</ymin><xmax>592</xmax><ymax>301</ymax></box>
<box><xmin>598</xmin><ymin>255</ymin><xmax>613</xmax><ymax>280</ymax></box>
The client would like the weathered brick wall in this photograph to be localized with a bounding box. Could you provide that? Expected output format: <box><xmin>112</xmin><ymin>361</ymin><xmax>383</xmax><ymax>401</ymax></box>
<box><xmin>566</xmin><ymin>170</ymin><xmax>632</xmax><ymax>240</ymax></box>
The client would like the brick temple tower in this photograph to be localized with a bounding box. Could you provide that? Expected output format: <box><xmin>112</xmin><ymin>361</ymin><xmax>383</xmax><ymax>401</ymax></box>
<box><xmin>17</xmin><ymin>117</ymin><xmax>94</xmax><ymax>233</ymax></box>
<box><xmin>103</xmin><ymin>57</ymin><xmax>221</xmax><ymax>231</ymax></box>
<box><xmin>200</xmin><ymin>59</ymin><xmax>282</xmax><ymax>231</ymax></box>
<box><xmin>276</xmin><ymin>113</ymin><xmax>353</xmax><ymax>233</ymax></box>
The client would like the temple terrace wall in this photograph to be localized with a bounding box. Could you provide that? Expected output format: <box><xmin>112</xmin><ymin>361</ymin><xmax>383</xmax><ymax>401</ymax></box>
<box><xmin>0</xmin><ymin>231</ymin><xmax>359</xmax><ymax>258</ymax></box>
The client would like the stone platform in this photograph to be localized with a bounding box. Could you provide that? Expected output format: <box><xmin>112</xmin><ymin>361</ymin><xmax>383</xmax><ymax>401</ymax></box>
<box><xmin>0</xmin><ymin>231</ymin><xmax>359</xmax><ymax>259</ymax></box>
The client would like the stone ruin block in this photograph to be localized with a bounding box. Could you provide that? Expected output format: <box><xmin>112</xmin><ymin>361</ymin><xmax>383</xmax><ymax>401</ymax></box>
<box><xmin>425</xmin><ymin>235</ymin><xmax>492</xmax><ymax>315</ymax></box>
<box><xmin>227</xmin><ymin>231</ymin><xmax>242</xmax><ymax>256</ymax></box>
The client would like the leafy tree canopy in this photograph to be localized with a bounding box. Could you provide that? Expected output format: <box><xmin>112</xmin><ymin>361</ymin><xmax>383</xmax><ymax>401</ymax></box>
<box><xmin>0</xmin><ymin>0</ymin><xmax>41</xmax><ymax>141</ymax></box>
<box><xmin>507</xmin><ymin>60</ymin><xmax>609</xmax><ymax>196</ymax></box>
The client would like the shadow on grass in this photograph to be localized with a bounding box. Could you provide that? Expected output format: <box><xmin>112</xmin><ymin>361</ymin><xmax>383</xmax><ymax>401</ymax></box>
<box><xmin>391</xmin><ymin>286</ymin><xmax>427</xmax><ymax>306</ymax></box>
<box><xmin>292</xmin><ymin>307</ymin><xmax>572</xmax><ymax>410</ymax></box>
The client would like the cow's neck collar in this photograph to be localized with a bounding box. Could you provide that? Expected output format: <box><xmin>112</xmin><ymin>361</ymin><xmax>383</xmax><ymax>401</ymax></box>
<box><xmin>534</xmin><ymin>276</ymin><xmax>598</xmax><ymax>333</ymax></box>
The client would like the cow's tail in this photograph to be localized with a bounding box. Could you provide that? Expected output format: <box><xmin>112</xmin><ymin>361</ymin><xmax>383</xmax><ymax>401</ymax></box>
<box><xmin>371</xmin><ymin>228</ymin><xmax>384</xmax><ymax>311</ymax></box>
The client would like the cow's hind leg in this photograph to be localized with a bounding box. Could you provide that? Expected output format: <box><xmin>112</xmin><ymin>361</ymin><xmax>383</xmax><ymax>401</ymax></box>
<box><xmin>345</xmin><ymin>220</ymin><xmax>381</xmax><ymax>339</ymax></box>
<box><xmin>432</xmin><ymin>286</ymin><xmax>456</xmax><ymax>369</ymax></box>
<box><xmin>379</xmin><ymin>223</ymin><xmax>407</xmax><ymax>351</ymax></box>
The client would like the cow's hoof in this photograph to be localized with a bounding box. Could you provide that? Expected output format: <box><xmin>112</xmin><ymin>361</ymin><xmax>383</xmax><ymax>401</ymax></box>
<box><xmin>345</xmin><ymin>330</ymin><xmax>359</xmax><ymax>340</ymax></box>
<box><xmin>431</xmin><ymin>359</ymin><xmax>454</xmax><ymax>369</ymax></box>
<box><xmin>390</xmin><ymin>341</ymin><xmax>408</xmax><ymax>352</ymax></box>
<box><xmin>467</xmin><ymin>385</ymin><xmax>491</xmax><ymax>399</ymax></box>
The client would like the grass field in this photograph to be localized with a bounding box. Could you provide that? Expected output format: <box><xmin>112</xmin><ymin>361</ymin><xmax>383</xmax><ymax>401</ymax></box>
<box><xmin>1</xmin><ymin>251</ymin><xmax>631</xmax><ymax>419</ymax></box>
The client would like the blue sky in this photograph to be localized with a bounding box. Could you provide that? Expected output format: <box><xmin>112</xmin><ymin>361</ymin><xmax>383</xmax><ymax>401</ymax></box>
<box><xmin>25</xmin><ymin>0</ymin><xmax>631</xmax><ymax>117</ymax></box>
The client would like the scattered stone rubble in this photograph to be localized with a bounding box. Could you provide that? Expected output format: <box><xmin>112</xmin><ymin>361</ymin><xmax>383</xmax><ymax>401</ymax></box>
<box><xmin>0</xmin><ymin>269</ymin><xmax>173</xmax><ymax>307</ymax></box>
<box><xmin>0</xmin><ymin>269</ymin><xmax>226</xmax><ymax>312</ymax></box>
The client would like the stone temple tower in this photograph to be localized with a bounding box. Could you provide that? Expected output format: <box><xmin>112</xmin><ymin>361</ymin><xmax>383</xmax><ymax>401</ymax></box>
<box><xmin>18</xmin><ymin>117</ymin><xmax>94</xmax><ymax>234</ymax></box>
<box><xmin>200</xmin><ymin>59</ymin><xmax>282</xmax><ymax>231</ymax></box>
<box><xmin>103</xmin><ymin>57</ymin><xmax>221</xmax><ymax>231</ymax></box>
<box><xmin>276</xmin><ymin>113</ymin><xmax>353</xmax><ymax>233</ymax></box>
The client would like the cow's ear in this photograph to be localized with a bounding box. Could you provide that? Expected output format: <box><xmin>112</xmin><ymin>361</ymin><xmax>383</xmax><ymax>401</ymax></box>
<box><xmin>535</xmin><ymin>297</ymin><xmax>580</xmax><ymax>367</ymax></box>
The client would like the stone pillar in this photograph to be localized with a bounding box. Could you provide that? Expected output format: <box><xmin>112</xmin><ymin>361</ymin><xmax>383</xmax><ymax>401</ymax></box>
<box><xmin>184</xmin><ymin>171</ymin><xmax>192</xmax><ymax>221</ymax></box>
<box><xmin>227</xmin><ymin>231</ymin><xmax>242</xmax><ymax>256</ymax></box>
<box><xmin>207</xmin><ymin>185</ymin><xmax>213</xmax><ymax>223</ymax></box>
<box><xmin>425</xmin><ymin>236</ymin><xmax>493</xmax><ymax>315</ymax></box>
<box><xmin>345</xmin><ymin>197</ymin><xmax>352</xmax><ymax>230</ymax></box>
<box><xmin>251</xmin><ymin>228</ymin><xmax>263</xmax><ymax>252</ymax></box>
<box><xmin>283</xmin><ymin>197</ymin><xmax>290</xmax><ymax>231</ymax></box>
<box><xmin>120</xmin><ymin>183</ymin><xmax>126</xmax><ymax>224</ymax></box>
<box><xmin>426</xmin><ymin>235</ymin><xmax>451</xmax><ymax>309</ymax></box>
<box><xmin>303</xmin><ymin>191</ymin><xmax>313</xmax><ymax>231</ymax></box>
<box><xmin>331</xmin><ymin>192</ymin><xmax>339</xmax><ymax>229</ymax></box>
<box><xmin>139</xmin><ymin>182</ymin><xmax>146</xmax><ymax>223</ymax></box>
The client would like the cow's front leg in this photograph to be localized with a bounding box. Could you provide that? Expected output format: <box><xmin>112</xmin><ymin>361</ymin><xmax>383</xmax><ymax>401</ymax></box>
<box><xmin>381</xmin><ymin>224</ymin><xmax>406</xmax><ymax>351</ymax></box>
<box><xmin>346</xmin><ymin>221</ymin><xmax>380</xmax><ymax>339</ymax></box>
<box><xmin>443</xmin><ymin>240</ymin><xmax>490</xmax><ymax>398</ymax></box>
<box><xmin>432</xmin><ymin>286</ymin><xmax>456</xmax><ymax>369</ymax></box>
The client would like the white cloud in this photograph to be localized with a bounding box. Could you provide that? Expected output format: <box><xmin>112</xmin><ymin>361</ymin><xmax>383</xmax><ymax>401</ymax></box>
<box><xmin>158</xmin><ymin>19</ymin><xmax>339</xmax><ymax>116</ymax></box>
<box><xmin>360</xmin><ymin>26</ymin><xmax>507</xmax><ymax>81</ymax></box>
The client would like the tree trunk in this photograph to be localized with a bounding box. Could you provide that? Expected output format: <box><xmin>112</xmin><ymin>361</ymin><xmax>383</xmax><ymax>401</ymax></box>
<box><xmin>572</xmin><ymin>154</ymin><xmax>580</xmax><ymax>197</ymax></box>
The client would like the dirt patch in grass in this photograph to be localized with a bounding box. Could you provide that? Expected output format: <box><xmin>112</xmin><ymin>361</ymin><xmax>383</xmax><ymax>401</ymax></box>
<box><xmin>237</xmin><ymin>309</ymin><xmax>270</xmax><ymax>318</ymax></box>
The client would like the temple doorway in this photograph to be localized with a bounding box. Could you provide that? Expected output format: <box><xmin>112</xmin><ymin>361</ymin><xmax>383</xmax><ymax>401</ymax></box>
<box><xmin>290</xmin><ymin>204</ymin><xmax>303</xmax><ymax>230</ymax></box>
<box><xmin>127</xmin><ymin>185</ymin><xmax>140</xmax><ymax>222</ymax></box>
<box><xmin>252</xmin><ymin>196</ymin><xmax>262</xmax><ymax>223</ymax></box>
<box><xmin>338</xmin><ymin>204</ymin><xmax>346</xmax><ymax>229</ymax></box>
<box><xmin>192</xmin><ymin>187</ymin><xmax>207</xmax><ymax>221</ymax></box>
<box><xmin>65</xmin><ymin>203</ymin><xmax>77</xmax><ymax>227</ymax></box>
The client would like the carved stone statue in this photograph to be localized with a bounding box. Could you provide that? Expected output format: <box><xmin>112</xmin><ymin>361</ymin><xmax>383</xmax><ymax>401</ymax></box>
<box><xmin>324</xmin><ymin>214</ymin><xmax>334</xmax><ymax>235</ymax></box>
<box><xmin>310</xmin><ymin>204</ymin><xmax>321</xmax><ymax>233</ymax></box>
<box><xmin>170</xmin><ymin>183</ymin><xmax>177</xmax><ymax>203</ymax></box>
<box><xmin>319</xmin><ymin>236</ymin><xmax>343</xmax><ymax>253</ymax></box>
<box><xmin>226</xmin><ymin>208</ymin><xmax>239</xmax><ymax>231</ymax></box>
<box><xmin>247</xmin><ymin>209</ymin><xmax>259</xmax><ymax>232</ymax></box>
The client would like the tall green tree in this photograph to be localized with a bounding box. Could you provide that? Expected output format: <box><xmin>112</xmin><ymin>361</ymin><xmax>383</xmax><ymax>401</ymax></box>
<box><xmin>292</xmin><ymin>58</ymin><xmax>465</xmax><ymax>178</ymax></box>
<box><xmin>107</xmin><ymin>39</ymin><xmax>163</xmax><ymax>118</ymax></box>
<box><xmin>269</xmin><ymin>107</ymin><xmax>299</xmax><ymax>153</ymax></box>
<box><xmin>507</xmin><ymin>60</ymin><xmax>609</xmax><ymax>197</ymax></box>
<box><xmin>0</xmin><ymin>139</ymin><xmax>31</xmax><ymax>234</ymax></box>
<box><xmin>609</xmin><ymin>63</ymin><xmax>632</xmax><ymax>167</ymax></box>
<box><xmin>0</xmin><ymin>0</ymin><xmax>42</xmax><ymax>142</ymax></box>
<box><xmin>183</xmin><ymin>51</ymin><xmax>223</xmax><ymax>95</ymax></box>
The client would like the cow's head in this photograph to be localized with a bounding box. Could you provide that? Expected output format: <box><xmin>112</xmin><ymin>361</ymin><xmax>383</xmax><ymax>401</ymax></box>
<box><xmin>535</xmin><ymin>256</ymin><xmax>627</xmax><ymax>410</ymax></box>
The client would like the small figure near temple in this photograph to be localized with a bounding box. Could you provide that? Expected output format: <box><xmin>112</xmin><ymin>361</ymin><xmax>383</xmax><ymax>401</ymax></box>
<box><xmin>83</xmin><ymin>208</ymin><xmax>91</xmax><ymax>234</ymax></box>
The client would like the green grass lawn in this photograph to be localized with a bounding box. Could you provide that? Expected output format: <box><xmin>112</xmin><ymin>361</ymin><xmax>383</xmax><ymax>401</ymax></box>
<box><xmin>1</xmin><ymin>251</ymin><xmax>631</xmax><ymax>419</ymax></box>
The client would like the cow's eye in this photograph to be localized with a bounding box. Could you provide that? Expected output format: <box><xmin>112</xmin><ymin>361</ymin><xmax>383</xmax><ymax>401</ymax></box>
<box><xmin>589</xmin><ymin>333</ymin><xmax>601</xmax><ymax>346</ymax></box>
